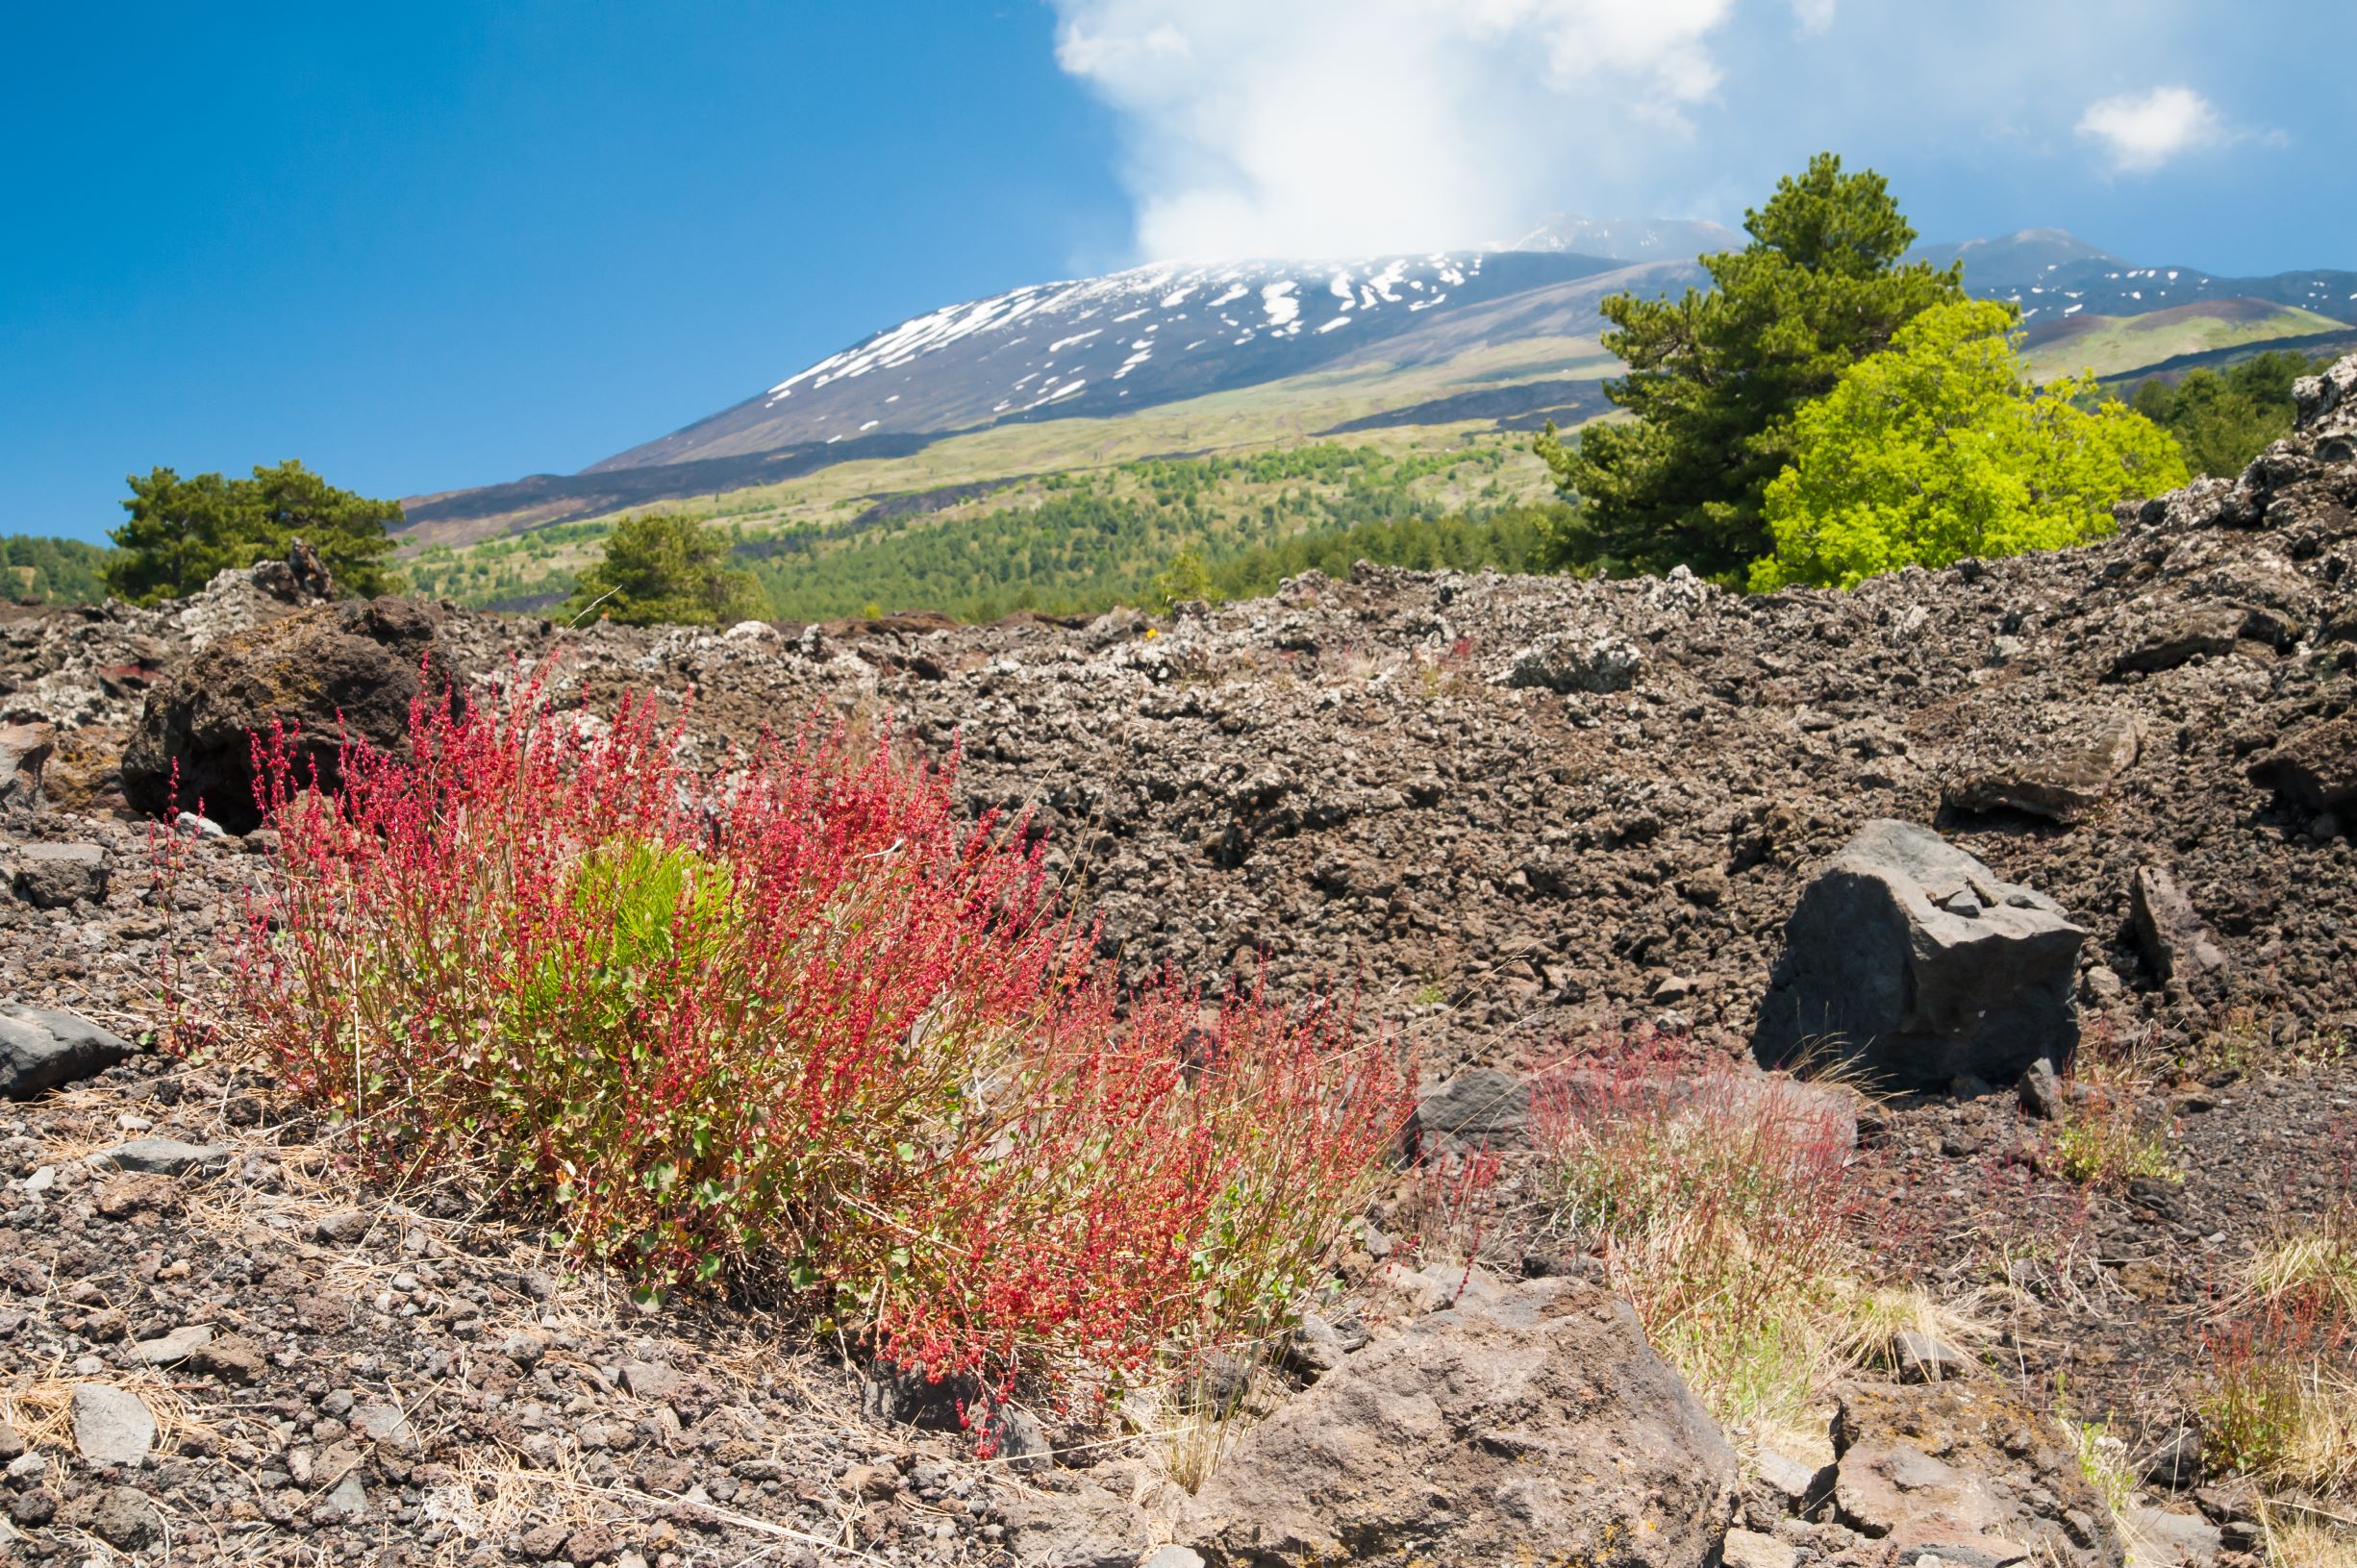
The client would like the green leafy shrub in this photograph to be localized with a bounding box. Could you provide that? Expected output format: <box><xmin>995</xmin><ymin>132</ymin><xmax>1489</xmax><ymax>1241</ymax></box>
<box><xmin>1750</xmin><ymin>300</ymin><xmax>2190</xmax><ymax>589</ymax></box>
<box><xmin>564</xmin><ymin>512</ymin><xmax>764</xmax><ymax>626</ymax></box>
<box><xmin>229</xmin><ymin>683</ymin><xmax>1409</xmax><ymax>1400</ymax></box>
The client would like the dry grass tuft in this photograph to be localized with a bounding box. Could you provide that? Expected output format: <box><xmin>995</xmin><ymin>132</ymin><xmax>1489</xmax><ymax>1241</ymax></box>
<box><xmin>2261</xmin><ymin>1502</ymin><xmax>2357</xmax><ymax>1568</ymax></box>
<box><xmin>1532</xmin><ymin>1031</ymin><xmax>1988</xmax><ymax>1442</ymax></box>
<box><xmin>2244</xmin><ymin>1229</ymin><xmax>2357</xmax><ymax>1322</ymax></box>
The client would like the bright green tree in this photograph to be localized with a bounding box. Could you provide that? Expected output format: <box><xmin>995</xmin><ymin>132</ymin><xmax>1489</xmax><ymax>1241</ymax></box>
<box><xmin>564</xmin><ymin>512</ymin><xmax>765</xmax><ymax>627</ymax></box>
<box><xmin>104</xmin><ymin>460</ymin><xmax>404</xmax><ymax>605</ymax></box>
<box><xmin>1536</xmin><ymin>153</ymin><xmax>1967</xmax><ymax>581</ymax></box>
<box><xmin>1749</xmin><ymin>300</ymin><xmax>2191</xmax><ymax>590</ymax></box>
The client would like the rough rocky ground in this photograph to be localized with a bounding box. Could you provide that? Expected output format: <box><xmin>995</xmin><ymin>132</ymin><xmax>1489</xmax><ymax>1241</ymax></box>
<box><xmin>1</xmin><ymin>363</ymin><xmax>2354</xmax><ymax>1563</ymax></box>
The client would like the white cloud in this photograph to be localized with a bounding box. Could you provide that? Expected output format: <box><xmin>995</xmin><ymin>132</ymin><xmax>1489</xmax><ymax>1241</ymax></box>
<box><xmin>2073</xmin><ymin>85</ymin><xmax>2224</xmax><ymax>172</ymax></box>
<box><xmin>1790</xmin><ymin>0</ymin><xmax>1837</xmax><ymax>32</ymax></box>
<box><xmin>1049</xmin><ymin>0</ymin><xmax>1744</xmax><ymax>261</ymax></box>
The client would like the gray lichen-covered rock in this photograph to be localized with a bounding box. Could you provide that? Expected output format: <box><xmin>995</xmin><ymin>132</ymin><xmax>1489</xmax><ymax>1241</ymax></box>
<box><xmin>1753</xmin><ymin>820</ymin><xmax>2084</xmax><ymax>1090</ymax></box>
<box><xmin>11</xmin><ymin>842</ymin><xmax>110</xmax><ymax>908</ymax></box>
<box><xmin>85</xmin><ymin>1137</ymin><xmax>232</xmax><ymax>1177</ymax></box>
<box><xmin>1494</xmin><ymin>630</ymin><xmax>1645</xmax><ymax>694</ymax></box>
<box><xmin>0</xmin><ymin>1005</ymin><xmax>135</xmax><ymax>1101</ymax></box>
<box><xmin>1177</xmin><ymin>1274</ymin><xmax>1736</xmax><ymax>1567</ymax></box>
<box><xmin>1410</xmin><ymin>1067</ymin><xmax>1531</xmax><ymax>1152</ymax></box>
<box><xmin>70</xmin><ymin>1384</ymin><xmax>155</xmax><ymax>1468</ymax></box>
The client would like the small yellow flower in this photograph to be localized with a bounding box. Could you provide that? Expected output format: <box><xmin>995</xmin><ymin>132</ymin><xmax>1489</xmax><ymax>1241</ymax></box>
<box><xmin>1143</xmin><ymin>627</ymin><xmax>1160</xmax><ymax>640</ymax></box>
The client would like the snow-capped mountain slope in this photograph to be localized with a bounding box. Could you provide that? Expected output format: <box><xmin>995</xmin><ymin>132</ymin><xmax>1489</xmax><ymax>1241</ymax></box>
<box><xmin>400</xmin><ymin>218</ymin><xmax>2355</xmax><ymax>540</ymax></box>
<box><xmin>589</xmin><ymin>250</ymin><xmax>1654</xmax><ymax>474</ymax></box>
<box><xmin>1919</xmin><ymin>228</ymin><xmax>2357</xmax><ymax>329</ymax></box>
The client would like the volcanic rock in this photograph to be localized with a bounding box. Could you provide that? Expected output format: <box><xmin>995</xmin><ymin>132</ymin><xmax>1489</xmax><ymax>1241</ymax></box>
<box><xmin>85</xmin><ymin>1137</ymin><xmax>231</xmax><ymax>1176</ymax></box>
<box><xmin>1411</xmin><ymin>1067</ymin><xmax>1531</xmax><ymax>1152</ymax></box>
<box><xmin>0</xmin><ymin>721</ymin><xmax>56</xmax><ymax>806</ymax></box>
<box><xmin>70</xmin><ymin>1383</ymin><xmax>155</xmax><ymax>1467</ymax></box>
<box><xmin>120</xmin><ymin>596</ymin><xmax>464</xmax><ymax>832</ymax></box>
<box><xmin>2129</xmin><ymin>865</ymin><xmax>2230</xmax><ymax>993</ymax></box>
<box><xmin>1943</xmin><ymin>708</ymin><xmax>2140</xmax><ymax>823</ymax></box>
<box><xmin>1495</xmin><ymin>630</ymin><xmax>1645</xmax><ymax>694</ymax></box>
<box><xmin>10</xmin><ymin>841</ymin><xmax>109</xmax><ymax>908</ymax></box>
<box><xmin>1832</xmin><ymin>1381</ymin><xmax>2122</xmax><ymax>1568</ymax></box>
<box><xmin>1753</xmin><ymin>820</ymin><xmax>2083</xmax><ymax>1090</ymax></box>
<box><xmin>2109</xmin><ymin>603</ymin><xmax>2251</xmax><ymax>676</ymax></box>
<box><xmin>0</xmin><ymin>1005</ymin><xmax>135</xmax><ymax>1101</ymax></box>
<box><xmin>2247</xmin><ymin>713</ymin><xmax>2357</xmax><ymax>820</ymax></box>
<box><xmin>1177</xmin><ymin>1274</ymin><xmax>1736</xmax><ymax>1567</ymax></box>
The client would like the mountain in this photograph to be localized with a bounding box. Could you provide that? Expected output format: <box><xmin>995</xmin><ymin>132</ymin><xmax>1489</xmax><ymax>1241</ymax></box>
<box><xmin>1501</xmin><ymin>213</ymin><xmax>1738</xmax><ymax>261</ymax></box>
<box><xmin>590</xmin><ymin>250</ymin><xmax>1645</xmax><ymax>474</ymax></box>
<box><xmin>401</xmin><ymin>220</ymin><xmax>2357</xmax><ymax>543</ymax></box>
<box><xmin>1911</xmin><ymin>227</ymin><xmax>2127</xmax><ymax>291</ymax></box>
<box><xmin>1919</xmin><ymin>228</ymin><xmax>2357</xmax><ymax>370</ymax></box>
<box><xmin>405</xmin><ymin>245</ymin><xmax>1702</xmax><ymax>538</ymax></box>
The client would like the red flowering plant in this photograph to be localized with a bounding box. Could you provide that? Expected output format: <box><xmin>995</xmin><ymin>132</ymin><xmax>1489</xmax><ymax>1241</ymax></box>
<box><xmin>220</xmin><ymin>669</ymin><xmax>1409</xmax><ymax>1404</ymax></box>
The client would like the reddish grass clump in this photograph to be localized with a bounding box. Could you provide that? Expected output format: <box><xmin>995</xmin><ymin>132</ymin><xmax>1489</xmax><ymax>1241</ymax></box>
<box><xmin>224</xmin><ymin>675</ymin><xmax>1409</xmax><ymax>1396</ymax></box>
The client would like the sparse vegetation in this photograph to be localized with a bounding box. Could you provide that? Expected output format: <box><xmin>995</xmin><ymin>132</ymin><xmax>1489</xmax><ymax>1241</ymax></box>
<box><xmin>2189</xmin><ymin>1141</ymin><xmax>2357</xmax><ymax>1568</ymax></box>
<box><xmin>223</xmin><ymin>677</ymin><xmax>1410</xmax><ymax>1403</ymax></box>
<box><xmin>2048</xmin><ymin>1113</ymin><xmax>2177</xmax><ymax>1188</ymax></box>
<box><xmin>1533</xmin><ymin>1031</ymin><xmax>1977</xmax><ymax>1434</ymax></box>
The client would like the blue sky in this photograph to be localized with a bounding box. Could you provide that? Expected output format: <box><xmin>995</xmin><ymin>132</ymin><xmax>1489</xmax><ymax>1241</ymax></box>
<box><xmin>7</xmin><ymin>1</ymin><xmax>2351</xmax><ymax>543</ymax></box>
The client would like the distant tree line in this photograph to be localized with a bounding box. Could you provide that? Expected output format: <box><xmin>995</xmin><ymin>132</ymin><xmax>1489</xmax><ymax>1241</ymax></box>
<box><xmin>0</xmin><ymin>535</ymin><xmax>112</xmax><ymax>604</ymax></box>
<box><xmin>2124</xmin><ymin>350</ymin><xmax>2332</xmax><ymax>479</ymax></box>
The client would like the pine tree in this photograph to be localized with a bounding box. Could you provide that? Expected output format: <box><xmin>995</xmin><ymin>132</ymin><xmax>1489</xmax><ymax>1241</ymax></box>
<box><xmin>1537</xmin><ymin>153</ymin><xmax>1967</xmax><ymax>581</ymax></box>
<box><xmin>103</xmin><ymin>460</ymin><xmax>402</xmax><ymax>604</ymax></box>
<box><xmin>564</xmin><ymin>513</ymin><xmax>765</xmax><ymax>627</ymax></box>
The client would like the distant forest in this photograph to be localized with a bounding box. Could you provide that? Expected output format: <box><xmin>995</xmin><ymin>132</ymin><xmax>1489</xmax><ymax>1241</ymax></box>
<box><xmin>0</xmin><ymin>535</ymin><xmax>111</xmax><ymax>604</ymax></box>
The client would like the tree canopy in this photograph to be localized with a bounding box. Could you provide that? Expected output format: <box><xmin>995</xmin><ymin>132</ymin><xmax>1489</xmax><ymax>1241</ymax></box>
<box><xmin>563</xmin><ymin>512</ymin><xmax>765</xmax><ymax>627</ymax></box>
<box><xmin>1536</xmin><ymin>153</ymin><xmax>1967</xmax><ymax>581</ymax></box>
<box><xmin>104</xmin><ymin>460</ymin><xmax>403</xmax><ymax>605</ymax></box>
<box><xmin>2127</xmin><ymin>349</ymin><xmax>2332</xmax><ymax>479</ymax></box>
<box><xmin>1749</xmin><ymin>300</ymin><xmax>2190</xmax><ymax>590</ymax></box>
<box><xmin>0</xmin><ymin>535</ymin><xmax>112</xmax><ymax>604</ymax></box>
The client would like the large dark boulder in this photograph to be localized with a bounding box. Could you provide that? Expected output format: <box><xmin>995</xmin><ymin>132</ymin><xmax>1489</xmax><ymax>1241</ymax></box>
<box><xmin>1753</xmin><ymin>820</ymin><xmax>2084</xmax><ymax>1090</ymax></box>
<box><xmin>1176</xmin><ymin>1274</ymin><xmax>1737</xmax><ymax>1567</ymax></box>
<box><xmin>1</xmin><ymin>1005</ymin><xmax>135</xmax><ymax>1101</ymax></box>
<box><xmin>121</xmin><ymin>599</ymin><xmax>463</xmax><ymax>833</ymax></box>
